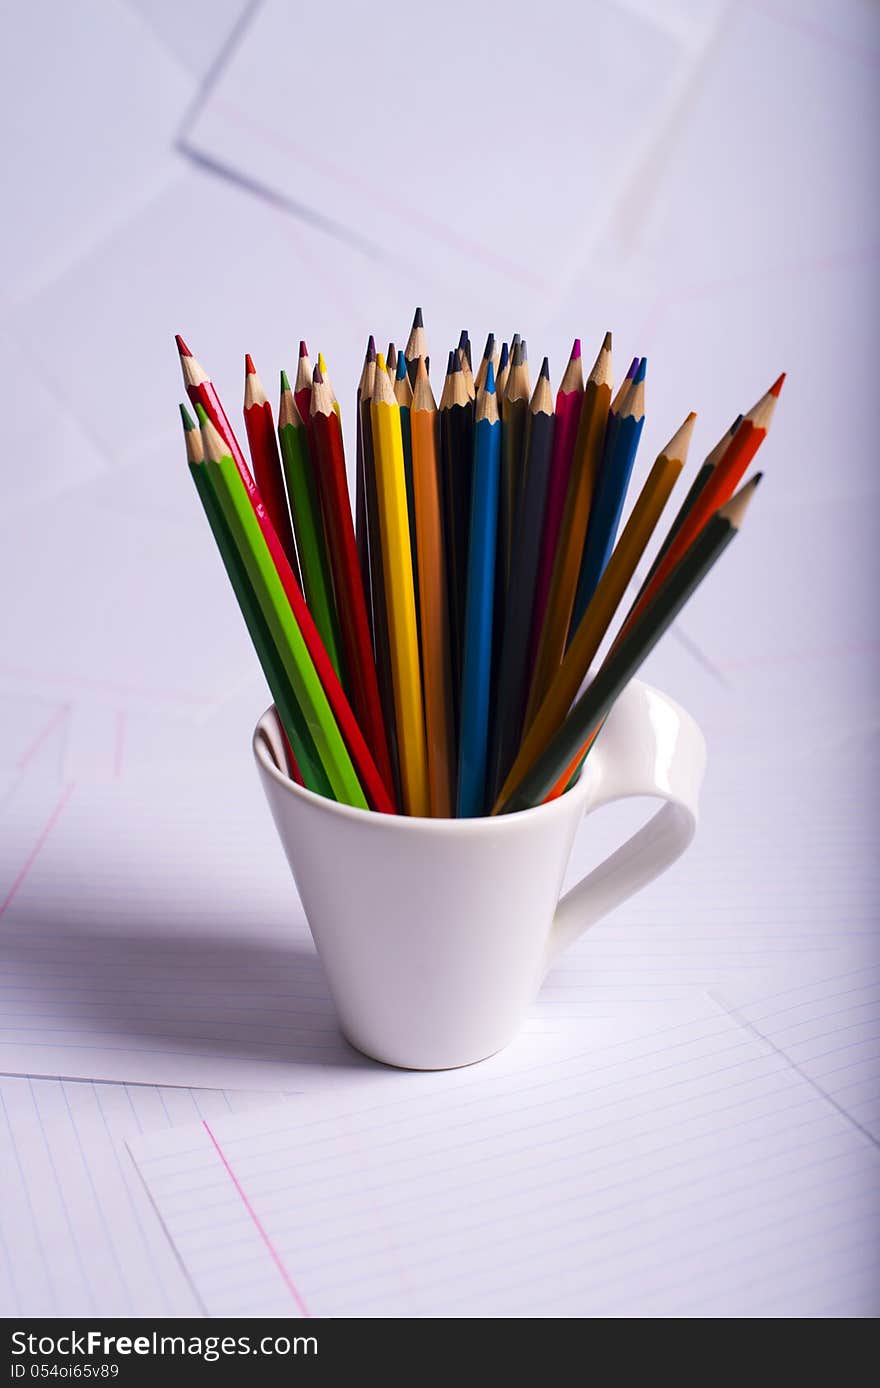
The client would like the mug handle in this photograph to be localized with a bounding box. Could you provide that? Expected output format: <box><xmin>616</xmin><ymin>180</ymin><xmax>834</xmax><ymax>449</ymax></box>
<box><xmin>546</xmin><ymin>680</ymin><xmax>706</xmax><ymax>966</ymax></box>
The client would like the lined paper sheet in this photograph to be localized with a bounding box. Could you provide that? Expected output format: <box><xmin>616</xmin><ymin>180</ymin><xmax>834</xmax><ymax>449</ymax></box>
<box><xmin>715</xmin><ymin>964</ymin><xmax>880</xmax><ymax>1146</ymax></box>
<box><xmin>130</xmin><ymin>1004</ymin><xmax>880</xmax><ymax>1318</ymax></box>
<box><xmin>0</xmin><ymin>1075</ymin><xmax>291</xmax><ymax>1317</ymax></box>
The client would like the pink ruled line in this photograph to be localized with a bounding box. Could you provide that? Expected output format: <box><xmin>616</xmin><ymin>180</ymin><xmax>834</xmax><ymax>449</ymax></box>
<box><xmin>202</xmin><ymin>1120</ymin><xmax>311</xmax><ymax>1318</ymax></box>
<box><xmin>16</xmin><ymin>703</ymin><xmax>71</xmax><ymax>771</ymax></box>
<box><xmin>0</xmin><ymin>782</ymin><xmax>76</xmax><ymax>919</ymax></box>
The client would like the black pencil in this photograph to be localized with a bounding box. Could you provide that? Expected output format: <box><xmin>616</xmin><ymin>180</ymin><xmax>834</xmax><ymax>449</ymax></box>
<box><xmin>489</xmin><ymin>357</ymin><xmax>556</xmax><ymax>802</ymax></box>
<box><xmin>440</xmin><ymin>350</ymin><xmax>474</xmax><ymax>750</ymax></box>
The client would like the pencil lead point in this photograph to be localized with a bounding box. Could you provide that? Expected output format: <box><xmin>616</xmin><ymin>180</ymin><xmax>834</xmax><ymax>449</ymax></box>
<box><xmin>519</xmin><ymin>339</ymin><xmax>528</xmax><ymax>362</ymax></box>
<box><xmin>312</xmin><ymin>365</ymin><xmax>324</xmax><ymax>385</ymax></box>
<box><xmin>446</xmin><ymin>349</ymin><xmax>455</xmax><ymax>375</ymax></box>
<box><xmin>485</xmin><ymin>360</ymin><xmax>496</xmax><ymax>394</ymax></box>
<box><xmin>367</xmin><ymin>334</ymin><xmax>376</xmax><ymax>359</ymax></box>
<box><xmin>498</xmin><ymin>341</ymin><xmax>509</xmax><ymax>369</ymax></box>
<box><xmin>634</xmin><ymin>357</ymin><xmax>647</xmax><ymax>383</ymax></box>
<box><xmin>395</xmin><ymin>351</ymin><xmax>408</xmax><ymax>381</ymax></box>
<box><xmin>540</xmin><ymin>356</ymin><xmax>550</xmax><ymax>380</ymax></box>
<box><xmin>375</xmin><ymin>352</ymin><xmax>387</xmax><ymax>373</ymax></box>
<box><xmin>280</xmin><ymin>369</ymin><xmax>291</xmax><ymax>392</ymax></box>
<box><xmin>769</xmin><ymin>372</ymin><xmax>786</xmax><ymax>397</ymax></box>
<box><xmin>245</xmin><ymin>353</ymin><xmax>256</xmax><ymax>376</ymax></box>
<box><xmin>458</xmin><ymin>329</ymin><xmax>469</xmax><ymax>350</ymax></box>
<box><xmin>412</xmin><ymin>306</ymin><xmax>423</xmax><ymax>328</ymax></box>
<box><xmin>174</xmin><ymin>334</ymin><xmax>191</xmax><ymax>357</ymax></box>
<box><xmin>570</xmin><ymin>338</ymin><xmax>581</xmax><ymax>361</ymax></box>
<box><xmin>194</xmin><ymin>402</ymin><xmax>208</xmax><ymax>426</ymax></box>
<box><xmin>450</xmin><ymin>350</ymin><xmax>462</xmax><ymax>374</ymax></box>
<box><xmin>317</xmin><ymin>350</ymin><xmax>328</xmax><ymax>374</ymax></box>
<box><xmin>483</xmin><ymin>332</ymin><xmax>495</xmax><ymax>360</ymax></box>
<box><xmin>179</xmin><ymin>402</ymin><xmax>195</xmax><ymax>431</ymax></box>
<box><xmin>602</xmin><ymin>330</ymin><xmax>612</xmax><ymax>352</ymax></box>
<box><xmin>298</xmin><ymin>340</ymin><xmax>308</xmax><ymax>359</ymax></box>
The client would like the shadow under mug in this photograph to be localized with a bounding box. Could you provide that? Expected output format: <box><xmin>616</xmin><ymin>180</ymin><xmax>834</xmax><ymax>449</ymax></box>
<box><xmin>253</xmin><ymin>678</ymin><xmax>706</xmax><ymax>1070</ymax></box>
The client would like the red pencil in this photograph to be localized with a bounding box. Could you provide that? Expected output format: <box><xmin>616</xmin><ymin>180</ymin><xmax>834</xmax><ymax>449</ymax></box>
<box><xmin>294</xmin><ymin>340</ymin><xmax>313</xmax><ymax>426</ymax></box>
<box><xmin>622</xmin><ymin>373</ymin><xmax>784</xmax><ymax>634</ymax></box>
<box><xmin>310</xmin><ymin>367</ymin><xmax>396</xmax><ymax>799</ymax></box>
<box><xmin>243</xmin><ymin>354</ymin><xmax>300</xmax><ymax>584</ymax></box>
<box><xmin>528</xmin><ymin>339</ymin><xmax>585</xmax><ymax>673</ymax></box>
<box><xmin>175</xmin><ymin>335</ymin><xmax>395</xmax><ymax>814</ymax></box>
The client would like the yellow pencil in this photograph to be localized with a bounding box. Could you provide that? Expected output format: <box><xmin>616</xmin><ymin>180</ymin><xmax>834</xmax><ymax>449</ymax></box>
<box><xmin>370</xmin><ymin>355</ymin><xmax>429</xmax><ymax>815</ymax></box>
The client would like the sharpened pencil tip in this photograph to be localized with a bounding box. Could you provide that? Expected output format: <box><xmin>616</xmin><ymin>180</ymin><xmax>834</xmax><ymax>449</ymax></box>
<box><xmin>317</xmin><ymin>351</ymin><xmax>328</xmax><ymax>374</ymax></box>
<box><xmin>451</xmin><ymin>350</ymin><xmax>462</xmax><ymax>374</ymax></box>
<box><xmin>174</xmin><ymin>334</ymin><xmax>191</xmax><ymax>357</ymax></box>
<box><xmin>570</xmin><ymin>338</ymin><xmax>581</xmax><ymax>361</ymax></box>
<box><xmin>375</xmin><ymin>352</ymin><xmax>387</xmax><ymax>373</ymax></box>
<box><xmin>298</xmin><ymin>340</ymin><xmax>308</xmax><ymax>359</ymax></box>
<box><xmin>280</xmin><ymin>369</ymin><xmax>291</xmax><ymax>392</ymax></box>
<box><xmin>602</xmin><ymin>331</ymin><xmax>612</xmax><ymax>352</ymax></box>
<box><xmin>769</xmin><ymin>372</ymin><xmax>786</xmax><ymax>398</ymax></box>
<box><xmin>483</xmin><ymin>332</ymin><xmax>495</xmax><ymax>360</ymax></box>
<box><xmin>634</xmin><ymin>357</ymin><xmax>647</xmax><ymax>383</ymax></box>
<box><xmin>485</xmin><ymin>361</ymin><xmax>496</xmax><ymax>394</ymax></box>
<box><xmin>194</xmin><ymin>402</ymin><xmax>208</xmax><ymax>426</ymax></box>
<box><xmin>395</xmin><ymin>351</ymin><xmax>408</xmax><ymax>381</ymax></box>
<box><xmin>245</xmin><ymin>353</ymin><xmax>256</xmax><ymax>376</ymax></box>
<box><xmin>540</xmin><ymin>356</ymin><xmax>550</xmax><ymax>380</ymax></box>
<box><xmin>367</xmin><ymin>334</ymin><xmax>376</xmax><ymax>358</ymax></box>
<box><xmin>519</xmin><ymin>339</ymin><xmax>528</xmax><ymax>362</ymax></box>
<box><xmin>179</xmin><ymin>402</ymin><xmax>195</xmax><ymax>431</ymax></box>
<box><xmin>412</xmin><ymin>306</ymin><xmax>423</xmax><ymax>328</ymax></box>
<box><xmin>686</xmin><ymin>410</ymin><xmax>697</xmax><ymax>422</ymax></box>
<box><xmin>458</xmin><ymin>329</ymin><xmax>469</xmax><ymax>350</ymax></box>
<box><xmin>446</xmin><ymin>350</ymin><xmax>455</xmax><ymax>375</ymax></box>
<box><xmin>312</xmin><ymin>365</ymin><xmax>324</xmax><ymax>384</ymax></box>
<box><xmin>499</xmin><ymin>341</ymin><xmax>509</xmax><ymax>369</ymax></box>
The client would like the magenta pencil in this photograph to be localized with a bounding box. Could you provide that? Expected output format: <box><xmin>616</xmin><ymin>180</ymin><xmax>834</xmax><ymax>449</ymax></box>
<box><xmin>527</xmin><ymin>340</ymin><xmax>584</xmax><ymax>674</ymax></box>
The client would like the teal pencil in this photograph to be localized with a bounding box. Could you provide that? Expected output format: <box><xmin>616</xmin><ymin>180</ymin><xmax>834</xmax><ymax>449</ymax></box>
<box><xmin>457</xmin><ymin>364</ymin><xmax>501</xmax><ymax>817</ymax></box>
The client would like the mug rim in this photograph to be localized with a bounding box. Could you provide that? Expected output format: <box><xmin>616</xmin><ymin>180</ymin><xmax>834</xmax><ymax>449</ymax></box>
<box><xmin>252</xmin><ymin>705</ymin><xmax>596</xmax><ymax>832</ymax></box>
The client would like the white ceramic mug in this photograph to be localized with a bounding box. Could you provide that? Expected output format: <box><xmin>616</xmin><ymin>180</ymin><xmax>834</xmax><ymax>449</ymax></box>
<box><xmin>254</xmin><ymin>678</ymin><xmax>705</xmax><ymax>1070</ymax></box>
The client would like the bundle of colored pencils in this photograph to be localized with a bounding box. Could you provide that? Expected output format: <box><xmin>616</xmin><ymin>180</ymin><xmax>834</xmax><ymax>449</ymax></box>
<box><xmin>176</xmin><ymin>317</ymin><xmax>783</xmax><ymax>818</ymax></box>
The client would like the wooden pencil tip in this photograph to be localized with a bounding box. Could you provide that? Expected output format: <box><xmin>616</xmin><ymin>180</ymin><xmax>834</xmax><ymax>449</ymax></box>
<box><xmin>731</xmin><ymin>413</ymin><xmax>743</xmax><ymax>433</ymax></box>
<box><xmin>179</xmin><ymin>402</ymin><xmax>195</xmax><ymax>431</ymax></box>
<box><xmin>445</xmin><ymin>349</ymin><xmax>455</xmax><ymax>375</ymax></box>
<box><xmin>721</xmin><ymin>472</ymin><xmax>763</xmax><ymax>527</ymax></box>
<box><xmin>245</xmin><ymin>353</ymin><xmax>256</xmax><ymax>376</ymax></box>
<box><xmin>395</xmin><ymin>351</ymin><xmax>408</xmax><ymax>381</ymax></box>
<box><xmin>769</xmin><ymin>372</ymin><xmax>786</xmax><ymax>398</ymax></box>
<box><xmin>498</xmin><ymin>341</ymin><xmax>509</xmax><ymax>368</ymax></box>
<box><xmin>174</xmin><ymin>334</ymin><xmax>191</xmax><ymax>357</ymax></box>
<box><xmin>299</xmin><ymin>340</ymin><xmax>308</xmax><ymax>358</ymax></box>
<box><xmin>412</xmin><ymin>306</ymin><xmax>423</xmax><ymax>328</ymax></box>
<box><xmin>376</xmin><ymin>352</ymin><xmax>387</xmax><ymax>373</ymax></box>
<box><xmin>367</xmin><ymin>334</ymin><xmax>376</xmax><ymax>358</ymax></box>
<box><xmin>635</xmin><ymin>357</ymin><xmax>647</xmax><ymax>383</ymax></box>
<box><xmin>450</xmin><ymin>351</ymin><xmax>462</xmax><ymax>374</ymax></box>
<box><xmin>626</xmin><ymin>356</ymin><xmax>639</xmax><ymax>379</ymax></box>
<box><xmin>570</xmin><ymin>338</ymin><xmax>581</xmax><ymax>361</ymax></box>
<box><xmin>312</xmin><ymin>365</ymin><xmax>324</xmax><ymax>384</ymax></box>
<box><xmin>602</xmin><ymin>331</ymin><xmax>612</xmax><ymax>352</ymax></box>
<box><xmin>483</xmin><ymin>332</ymin><xmax>495</xmax><ymax>360</ymax></box>
<box><xmin>194</xmin><ymin>402</ymin><xmax>208</xmax><ymax>426</ymax></box>
<box><xmin>415</xmin><ymin>354</ymin><xmax>428</xmax><ymax>380</ymax></box>
<box><xmin>540</xmin><ymin>356</ymin><xmax>550</xmax><ymax>380</ymax></box>
<box><xmin>458</xmin><ymin>329</ymin><xmax>469</xmax><ymax>350</ymax></box>
<box><xmin>317</xmin><ymin>350</ymin><xmax>328</xmax><ymax>374</ymax></box>
<box><xmin>519</xmin><ymin>339</ymin><xmax>528</xmax><ymax>362</ymax></box>
<box><xmin>280</xmin><ymin>369</ymin><xmax>291</xmax><ymax>392</ymax></box>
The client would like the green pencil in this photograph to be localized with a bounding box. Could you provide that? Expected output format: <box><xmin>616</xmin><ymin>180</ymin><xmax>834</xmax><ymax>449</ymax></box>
<box><xmin>277</xmin><ymin>372</ymin><xmax>344</xmax><ymax>681</ymax></box>
<box><xmin>497</xmin><ymin>475</ymin><xmax>761</xmax><ymax>814</ymax></box>
<box><xmin>197</xmin><ymin>406</ymin><xmax>367</xmax><ymax>809</ymax></box>
<box><xmin>181</xmin><ymin>405</ymin><xmax>332</xmax><ymax>797</ymax></box>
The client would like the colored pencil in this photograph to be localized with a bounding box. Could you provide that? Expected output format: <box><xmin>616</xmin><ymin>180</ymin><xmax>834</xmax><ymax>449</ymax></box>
<box><xmin>457</xmin><ymin>363</ymin><xmax>502</xmax><ymax>818</ymax></box>
<box><xmin>404</xmin><ymin>306</ymin><xmax>427</xmax><ymax>386</ymax></box>
<box><xmin>498</xmin><ymin>339</ymin><xmax>531</xmax><ymax>593</ymax></box>
<box><xmin>440</xmin><ymin>350</ymin><xmax>474</xmax><ymax>728</ymax></box>
<box><xmin>355</xmin><ymin>337</ymin><xmax>376</xmax><ymax>631</ymax></box>
<box><xmin>198</xmin><ymin>409</ymin><xmax>369</xmax><ymax>810</ymax></box>
<box><xmin>528</xmin><ymin>339</ymin><xmax>585</xmax><ymax>676</ymax></box>
<box><xmin>643</xmin><ymin>413</ymin><xmax>742</xmax><ymax>586</ymax></box>
<box><xmin>359</xmin><ymin>346</ymin><xmax>401</xmax><ymax>804</ymax></box>
<box><xmin>497</xmin><ymin>475</ymin><xmax>761</xmax><ymax>814</ymax></box>
<box><xmin>277</xmin><ymin>373</ymin><xmax>344</xmax><ymax>679</ymax></box>
<box><xmin>494</xmin><ymin>413</ymin><xmax>694</xmax><ymax>811</ymax></box>
<box><xmin>294</xmin><ymin>341</ymin><xmax>313</xmax><ymax>426</ymax></box>
<box><xmin>489</xmin><ymin>357</ymin><xmax>556</xmax><ymax>799</ymax></box>
<box><xmin>410</xmin><ymin>357</ymin><xmax>455</xmax><ymax>817</ymax></box>
<box><xmin>571</xmin><ymin>356</ymin><xmax>646</xmax><ymax>629</ymax></box>
<box><xmin>176</xmin><ymin>335</ymin><xmax>253</xmax><ymax>480</ymax></box>
<box><xmin>521</xmin><ymin>332</ymin><xmax>614</xmax><ymax>722</ymax></box>
<box><xmin>394</xmin><ymin>350</ymin><xmax>420</xmax><ymax>629</ymax></box>
<box><xmin>243</xmin><ymin>354</ymin><xmax>300</xmax><ymax>585</ymax></box>
<box><xmin>182</xmin><ymin>405</ymin><xmax>306</xmax><ymax>791</ymax></box>
<box><xmin>458</xmin><ymin>331</ymin><xmax>476</xmax><ymax>401</ymax></box>
<box><xmin>495</xmin><ymin>340</ymin><xmax>510</xmax><ymax>401</ymax></box>
<box><xmin>473</xmin><ymin>333</ymin><xmax>495</xmax><ymax>395</ymax></box>
<box><xmin>459</xmin><ymin>329</ymin><xmax>472</xmax><ymax>371</ymax></box>
<box><xmin>316</xmin><ymin>351</ymin><xmax>341</xmax><ymax>422</ymax></box>
<box><xmin>623</xmin><ymin>375</ymin><xmax>783</xmax><ymax>636</ymax></box>
<box><xmin>386</xmin><ymin>343</ymin><xmax>397</xmax><ymax>379</ymax></box>
<box><xmin>309</xmin><ymin>368</ymin><xmax>396</xmax><ymax>801</ymax></box>
<box><xmin>371</xmin><ymin>357</ymin><xmax>429</xmax><ymax>816</ymax></box>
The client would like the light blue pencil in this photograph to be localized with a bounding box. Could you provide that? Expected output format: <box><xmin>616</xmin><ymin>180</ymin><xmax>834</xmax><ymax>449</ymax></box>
<box><xmin>571</xmin><ymin>356</ymin><xmax>646</xmax><ymax>629</ymax></box>
<box><xmin>457</xmin><ymin>362</ymin><xmax>501</xmax><ymax>817</ymax></box>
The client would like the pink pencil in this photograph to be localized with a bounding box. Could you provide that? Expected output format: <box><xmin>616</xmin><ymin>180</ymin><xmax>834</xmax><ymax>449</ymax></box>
<box><xmin>527</xmin><ymin>339</ymin><xmax>585</xmax><ymax>673</ymax></box>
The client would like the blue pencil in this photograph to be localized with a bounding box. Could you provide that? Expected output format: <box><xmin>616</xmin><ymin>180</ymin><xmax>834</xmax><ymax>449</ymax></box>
<box><xmin>570</xmin><ymin>357</ymin><xmax>646</xmax><ymax>629</ymax></box>
<box><xmin>457</xmin><ymin>363</ymin><xmax>501</xmax><ymax>817</ymax></box>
